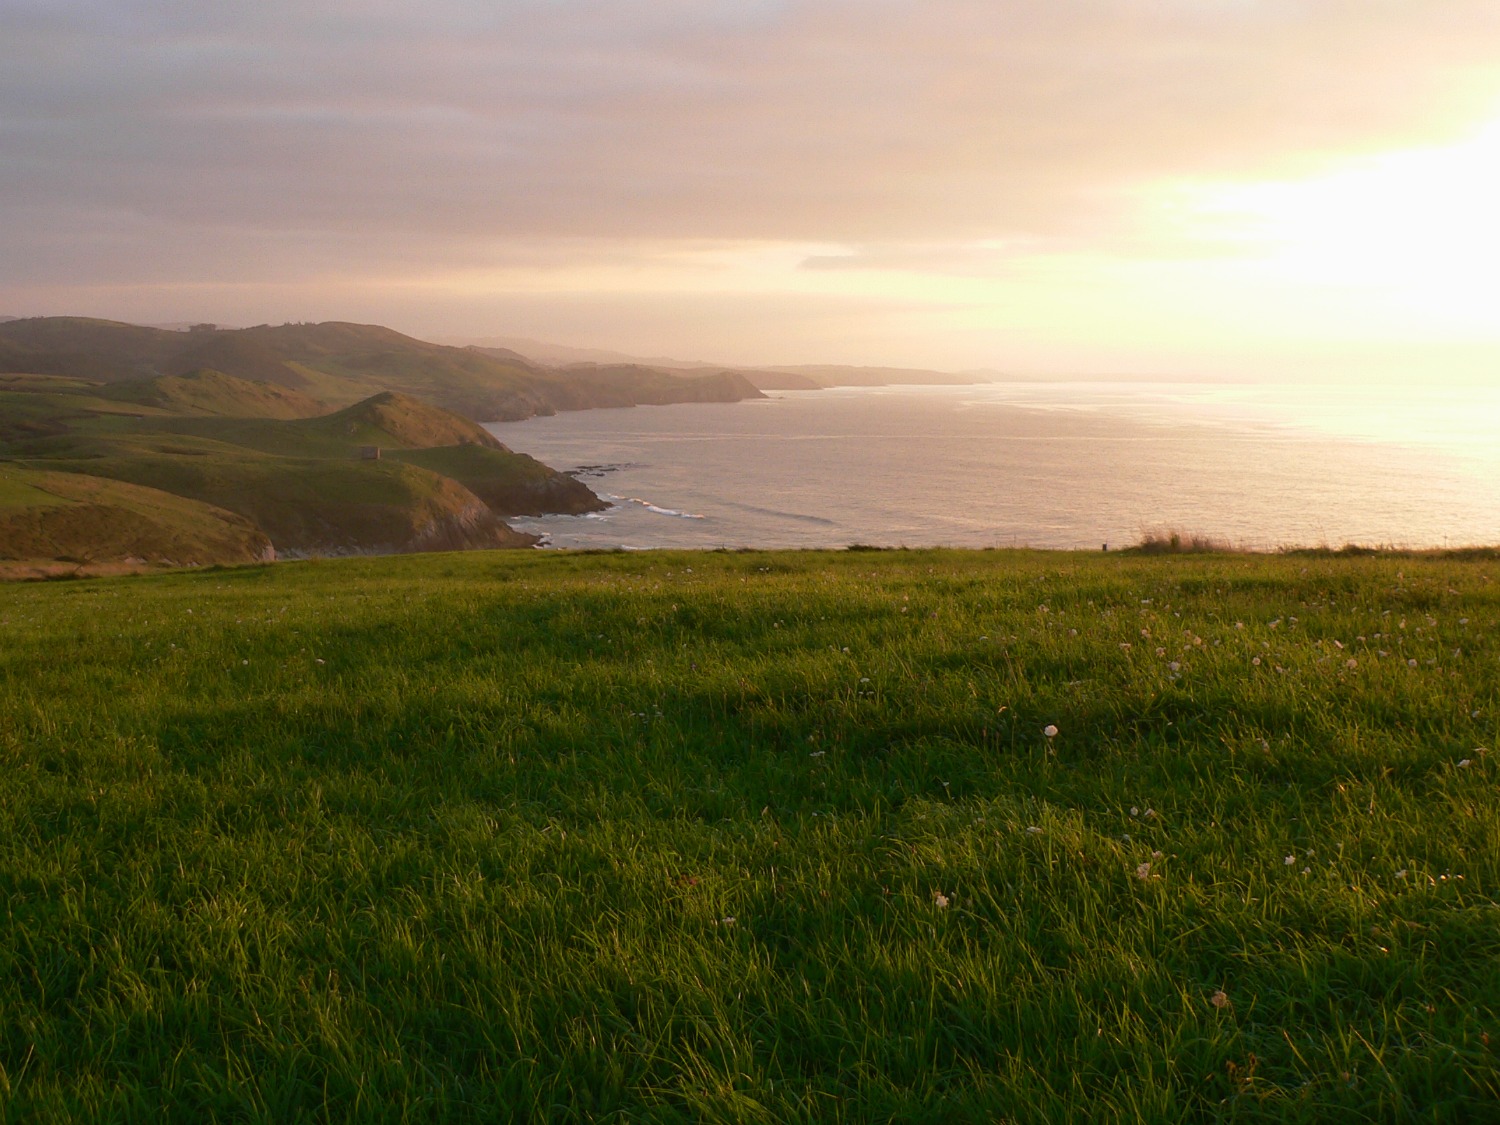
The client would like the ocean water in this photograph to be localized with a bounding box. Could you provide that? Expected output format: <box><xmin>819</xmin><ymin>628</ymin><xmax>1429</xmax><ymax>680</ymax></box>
<box><xmin>487</xmin><ymin>381</ymin><xmax>1500</xmax><ymax>551</ymax></box>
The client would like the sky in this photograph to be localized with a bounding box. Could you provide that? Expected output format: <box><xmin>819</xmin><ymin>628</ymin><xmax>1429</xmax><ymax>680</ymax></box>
<box><xmin>3</xmin><ymin>0</ymin><xmax>1500</xmax><ymax>378</ymax></box>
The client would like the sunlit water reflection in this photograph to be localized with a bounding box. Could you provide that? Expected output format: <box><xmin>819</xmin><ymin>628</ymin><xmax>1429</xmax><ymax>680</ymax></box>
<box><xmin>487</xmin><ymin>381</ymin><xmax>1500</xmax><ymax>550</ymax></box>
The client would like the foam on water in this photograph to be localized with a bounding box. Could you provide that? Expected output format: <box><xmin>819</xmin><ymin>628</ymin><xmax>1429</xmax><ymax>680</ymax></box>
<box><xmin>613</xmin><ymin>496</ymin><xmax>707</xmax><ymax>519</ymax></box>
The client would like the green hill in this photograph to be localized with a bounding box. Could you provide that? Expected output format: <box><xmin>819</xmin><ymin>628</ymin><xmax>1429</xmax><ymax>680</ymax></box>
<box><xmin>300</xmin><ymin>390</ymin><xmax>503</xmax><ymax>449</ymax></box>
<box><xmin>0</xmin><ymin>464</ymin><xmax>272</xmax><ymax>566</ymax></box>
<box><xmin>0</xmin><ymin>373</ymin><xmax>594</xmax><ymax>564</ymax></box>
<box><xmin>97</xmin><ymin>369</ymin><xmax>328</xmax><ymax>419</ymax></box>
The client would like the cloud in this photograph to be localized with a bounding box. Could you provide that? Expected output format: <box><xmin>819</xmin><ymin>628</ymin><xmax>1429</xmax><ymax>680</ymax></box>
<box><xmin>2</xmin><ymin>0</ymin><xmax>1499</xmax><ymax>361</ymax></box>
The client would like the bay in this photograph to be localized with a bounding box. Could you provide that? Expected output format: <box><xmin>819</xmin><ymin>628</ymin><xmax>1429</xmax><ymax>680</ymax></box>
<box><xmin>486</xmin><ymin>381</ymin><xmax>1500</xmax><ymax>551</ymax></box>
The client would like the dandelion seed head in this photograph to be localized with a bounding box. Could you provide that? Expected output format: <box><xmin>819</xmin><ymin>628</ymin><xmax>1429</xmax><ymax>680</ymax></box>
<box><xmin>1043</xmin><ymin>724</ymin><xmax>1059</xmax><ymax>738</ymax></box>
<box><xmin>1210</xmin><ymin>990</ymin><xmax>1230</xmax><ymax>1009</ymax></box>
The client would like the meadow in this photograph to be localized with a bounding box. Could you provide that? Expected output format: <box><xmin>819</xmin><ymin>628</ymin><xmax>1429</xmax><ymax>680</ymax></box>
<box><xmin>0</xmin><ymin>547</ymin><xmax>1496</xmax><ymax>1122</ymax></box>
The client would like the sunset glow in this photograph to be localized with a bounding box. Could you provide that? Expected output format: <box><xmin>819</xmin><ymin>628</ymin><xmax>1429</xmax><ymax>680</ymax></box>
<box><xmin>3</xmin><ymin>3</ymin><xmax>1500</xmax><ymax>379</ymax></box>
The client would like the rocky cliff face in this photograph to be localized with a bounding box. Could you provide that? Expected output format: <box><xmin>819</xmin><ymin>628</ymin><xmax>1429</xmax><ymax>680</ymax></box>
<box><xmin>406</xmin><ymin>497</ymin><xmax>540</xmax><ymax>552</ymax></box>
<box><xmin>461</xmin><ymin>471</ymin><xmax>606</xmax><ymax>518</ymax></box>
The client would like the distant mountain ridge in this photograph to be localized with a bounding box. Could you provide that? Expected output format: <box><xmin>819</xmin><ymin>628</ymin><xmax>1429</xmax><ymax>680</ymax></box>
<box><xmin>0</xmin><ymin>317</ymin><xmax>766</xmax><ymax>422</ymax></box>
<box><xmin>454</xmin><ymin>334</ymin><xmax>992</xmax><ymax>389</ymax></box>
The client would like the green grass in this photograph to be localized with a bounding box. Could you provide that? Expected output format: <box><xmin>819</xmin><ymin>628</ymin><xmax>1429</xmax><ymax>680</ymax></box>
<box><xmin>0</xmin><ymin>465</ymin><xmax>71</xmax><ymax>513</ymax></box>
<box><xmin>96</xmin><ymin>370</ymin><xmax>326</xmax><ymax>420</ymax></box>
<box><xmin>0</xmin><ymin>548</ymin><xmax>1497</xmax><ymax>1122</ymax></box>
<box><xmin>0</xmin><ymin>465</ymin><xmax>269</xmax><ymax>565</ymax></box>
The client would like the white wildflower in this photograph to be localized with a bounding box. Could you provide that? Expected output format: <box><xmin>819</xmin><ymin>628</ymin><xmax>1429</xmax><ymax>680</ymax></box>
<box><xmin>1043</xmin><ymin>724</ymin><xmax>1059</xmax><ymax>738</ymax></box>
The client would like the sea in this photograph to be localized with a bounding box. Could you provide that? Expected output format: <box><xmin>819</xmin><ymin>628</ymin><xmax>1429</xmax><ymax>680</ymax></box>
<box><xmin>486</xmin><ymin>380</ymin><xmax>1500</xmax><ymax>551</ymax></box>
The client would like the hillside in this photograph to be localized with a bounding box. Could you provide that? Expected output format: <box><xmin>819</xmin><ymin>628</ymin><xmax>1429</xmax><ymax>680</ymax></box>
<box><xmin>97</xmin><ymin>369</ymin><xmax>328</xmax><ymax>419</ymax></box>
<box><xmin>0</xmin><ymin>548</ymin><xmax>1496</xmax><ymax>1117</ymax></box>
<box><xmin>0</xmin><ymin>373</ymin><xmax>598</xmax><ymax>564</ymax></box>
<box><xmin>301</xmin><ymin>390</ymin><xmax>504</xmax><ymax>449</ymax></box>
<box><xmin>0</xmin><ymin>465</ymin><xmax>273</xmax><ymax>567</ymax></box>
<box><xmin>0</xmin><ymin>317</ymin><xmax>770</xmax><ymax>422</ymax></box>
<box><xmin>25</xmin><ymin>440</ymin><xmax>537</xmax><ymax>557</ymax></box>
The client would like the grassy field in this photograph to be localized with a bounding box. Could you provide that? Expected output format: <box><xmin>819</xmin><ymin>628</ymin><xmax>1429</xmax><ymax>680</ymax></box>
<box><xmin>0</xmin><ymin>548</ymin><xmax>1496</xmax><ymax>1122</ymax></box>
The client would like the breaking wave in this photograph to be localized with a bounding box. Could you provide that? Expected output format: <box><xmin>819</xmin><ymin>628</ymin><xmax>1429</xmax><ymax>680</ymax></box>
<box><xmin>612</xmin><ymin>496</ymin><xmax>706</xmax><ymax>520</ymax></box>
